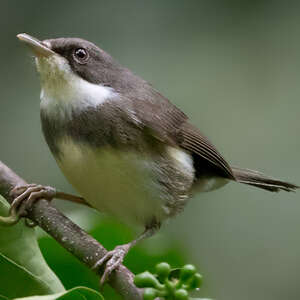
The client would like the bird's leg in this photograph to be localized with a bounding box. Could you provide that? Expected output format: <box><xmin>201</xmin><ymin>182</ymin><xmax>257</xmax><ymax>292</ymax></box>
<box><xmin>0</xmin><ymin>183</ymin><xmax>89</xmax><ymax>226</ymax></box>
<box><xmin>94</xmin><ymin>220</ymin><xmax>161</xmax><ymax>285</ymax></box>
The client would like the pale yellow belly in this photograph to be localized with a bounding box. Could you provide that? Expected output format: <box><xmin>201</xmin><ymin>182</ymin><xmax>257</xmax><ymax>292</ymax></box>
<box><xmin>56</xmin><ymin>137</ymin><xmax>169</xmax><ymax>226</ymax></box>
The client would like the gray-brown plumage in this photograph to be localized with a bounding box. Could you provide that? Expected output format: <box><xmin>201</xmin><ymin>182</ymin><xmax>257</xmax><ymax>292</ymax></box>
<box><xmin>17</xmin><ymin>33</ymin><xmax>298</xmax><ymax>284</ymax></box>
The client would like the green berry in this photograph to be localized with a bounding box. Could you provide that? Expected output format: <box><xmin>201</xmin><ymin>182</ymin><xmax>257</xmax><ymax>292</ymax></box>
<box><xmin>188</xmin><ymin>272</ymin><xmax>203</xmax><ymax>289</ymax></box>
<box><xmin>174</xmin><ymin>288</ymin><xmax>189</xmax><ymax>300</ymax></box>
<box><xmin>143</xmin><ymin>288</ymin><xmax>157</xmax><ymax>300</ymax></box>
<box><xmin>180</xmin><ymin>264</ymin><xmax>197</xmax><ymax>282</ymax></box>
<box><xmin>134</xmin><ymin>271</ymin><xmax>161</xmax><ymax>288</ymax></box>
<box><xmin>155</xmin><ymin>262</ymin><xmax>171</xmax><ymax>281</ymax></box>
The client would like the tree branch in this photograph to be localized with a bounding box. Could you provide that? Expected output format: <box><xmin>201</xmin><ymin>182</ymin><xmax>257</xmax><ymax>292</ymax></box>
<box><xmin>0</xmin><ymin>160</ymin><xmax>142</xmax><ymax>300</ymax></box>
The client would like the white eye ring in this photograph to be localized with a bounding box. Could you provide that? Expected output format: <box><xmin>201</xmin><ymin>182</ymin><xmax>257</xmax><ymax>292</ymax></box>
<box><xmin>73</xmin><ymin>48</ymin><xmax>89</xmax><ymax>63</ymax></box>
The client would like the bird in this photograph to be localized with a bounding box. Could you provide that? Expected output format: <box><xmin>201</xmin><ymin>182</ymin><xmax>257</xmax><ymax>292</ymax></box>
<box><xmin>15</xmin><ymin>33</ymin><xmax>298</xmax><ymax>284</ymax></box>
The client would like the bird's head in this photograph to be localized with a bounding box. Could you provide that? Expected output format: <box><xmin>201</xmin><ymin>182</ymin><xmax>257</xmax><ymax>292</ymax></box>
<box><xmin>17</xmin><ymin>33</ymin><xmax>120</xmax><ymax>87</ymax></box>
<box><xmin>17</xmin><ymin>33</ymin><xmax>128</xmax><ymax>114</ymax></box>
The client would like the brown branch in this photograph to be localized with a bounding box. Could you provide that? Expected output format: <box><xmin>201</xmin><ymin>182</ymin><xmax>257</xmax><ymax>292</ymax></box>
<box><xmin>0</xmin><ymin>160</ymin><xmax>142</xmax><ymax>300</ymax></box>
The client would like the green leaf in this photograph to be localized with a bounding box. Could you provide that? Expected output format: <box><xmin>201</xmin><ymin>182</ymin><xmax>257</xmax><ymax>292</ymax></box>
<box><xmin>0</xmin><ymin>196</ymin><xmax>65</xmax><ymax>298</ymax></box>
<box><xmin>13</xmin><ymin>286</ymin><xmax>104</xmax><ymax>300</ymax></box>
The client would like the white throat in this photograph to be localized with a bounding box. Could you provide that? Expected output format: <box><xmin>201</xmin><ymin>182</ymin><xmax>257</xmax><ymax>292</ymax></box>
<box><xmin>37</xmin><ymin>54</ymin><xmax>115</xmax><ymax>118</ymax></box>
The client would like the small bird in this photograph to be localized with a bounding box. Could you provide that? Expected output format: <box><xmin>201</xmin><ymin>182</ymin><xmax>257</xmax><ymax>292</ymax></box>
<box><xmin>16</xmin><ymin>33</ymin><xmax>298</xmax><ymax>283</ymax></box>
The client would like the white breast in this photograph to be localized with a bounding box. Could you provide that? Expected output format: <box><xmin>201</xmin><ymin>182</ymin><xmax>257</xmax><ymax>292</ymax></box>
<box><xmin>37</xmin><ymin>54</ymin><xmax>116</xmax><ymax>118</ymax></box>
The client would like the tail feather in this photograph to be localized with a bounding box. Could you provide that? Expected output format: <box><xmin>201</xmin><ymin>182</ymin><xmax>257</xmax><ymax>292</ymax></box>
<box><xmin>232</xmin><ymin>167</ymin><xmax>299</xmax><ymax>192</ymax></box>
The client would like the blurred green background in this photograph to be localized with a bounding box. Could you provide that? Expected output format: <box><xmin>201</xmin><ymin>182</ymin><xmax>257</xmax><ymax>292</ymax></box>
<box><xmin>1</xmin><ymin>1</ymin><xmax>300</xmax><ymax>299</ymax></box>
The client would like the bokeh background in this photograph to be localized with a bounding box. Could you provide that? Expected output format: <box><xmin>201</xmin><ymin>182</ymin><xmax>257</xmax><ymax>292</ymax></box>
<box><xmin>1</xmin><ymin>1</ymin><xmax>300</xmax><ymax>299</ymax></box>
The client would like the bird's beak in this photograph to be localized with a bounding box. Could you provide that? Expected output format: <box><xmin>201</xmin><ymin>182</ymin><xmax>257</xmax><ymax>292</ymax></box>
<box><xmin>17</xmin><ymin>33</ymin><xmax>55</xmax><ymax>57</ymax></box>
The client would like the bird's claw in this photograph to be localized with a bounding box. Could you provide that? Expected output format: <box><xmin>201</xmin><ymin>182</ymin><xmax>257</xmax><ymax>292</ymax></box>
<box><xmin>93</xmin><ymin>244</ymin><xmax>130</xmax><ymax>286</ymax></box>
<box><xmin>0</xmin><ymin>184</ymin><xmax>57</xmax><ymax>226</ymax></box>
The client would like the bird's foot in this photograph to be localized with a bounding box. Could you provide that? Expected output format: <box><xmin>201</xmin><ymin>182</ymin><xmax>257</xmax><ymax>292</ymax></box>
<box><xmin>0</xmin><ymin>184</ymin><xmax>56</xmax><ymax>226</ymax></box>
<box><xmin>93</xmin><ymin>244</ymin><xmax>130</xmax><ymax>285</ymax></box>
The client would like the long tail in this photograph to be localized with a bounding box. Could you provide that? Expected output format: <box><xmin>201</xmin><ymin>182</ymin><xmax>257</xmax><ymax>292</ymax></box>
<box><xmin>232</xmin><ymin>167</ymin><xmax>299</xmax><ymax>192</ymax></box>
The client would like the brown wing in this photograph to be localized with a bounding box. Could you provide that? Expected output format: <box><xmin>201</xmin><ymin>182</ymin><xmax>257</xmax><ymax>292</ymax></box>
<box><xmin>178</xmin><ymin>122</ymin><xmax>235</xmax><ymax>179</ymax></box>
<box><xmin>132</xmin><ymin>89</ymin><xmax>188</xmax><ymax>145</ymax></box>
<box><xmin>132</xmin><ymin>89</ymin><xmax>234</xmax><ymax>180</ymax></box>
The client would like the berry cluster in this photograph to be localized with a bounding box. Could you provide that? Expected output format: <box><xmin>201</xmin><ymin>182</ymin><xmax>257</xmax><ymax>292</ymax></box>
<box><xmin>134</xmin><ymin>262</ymin><xmax>204</xmax><ymax>300</ymax></box>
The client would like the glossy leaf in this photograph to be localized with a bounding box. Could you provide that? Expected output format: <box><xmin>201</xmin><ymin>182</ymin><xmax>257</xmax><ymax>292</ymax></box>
<box><xmin>0</xmin><ymin>196</ymin><xmax>64</xmax><ymax>298</ymax></box>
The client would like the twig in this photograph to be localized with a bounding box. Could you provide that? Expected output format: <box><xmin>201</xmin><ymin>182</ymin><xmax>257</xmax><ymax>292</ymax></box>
<box><xmin>0</xmin><ymin>160</ymin><xmax>142</xmax><ymax>300</ymax></box>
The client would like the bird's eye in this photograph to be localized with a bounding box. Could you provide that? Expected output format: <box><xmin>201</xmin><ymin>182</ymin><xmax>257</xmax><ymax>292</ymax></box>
<box><xmin>73</xmin><ymin>48</ymin><xmax>89</xmax><ymax>63</ymax></box>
